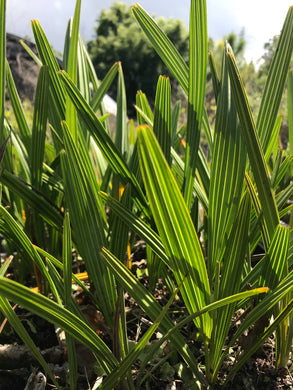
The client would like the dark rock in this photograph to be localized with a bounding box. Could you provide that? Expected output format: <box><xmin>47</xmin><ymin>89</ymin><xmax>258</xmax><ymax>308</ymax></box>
<box><xmin>5</xmin><ymin>32</ymin><xmax>117</xmax><ymax>118</ymax></box>
<box><xmin>6</xmin><ymin>33</ymin><xmax>40</xmax><ymax>101</ymax></box>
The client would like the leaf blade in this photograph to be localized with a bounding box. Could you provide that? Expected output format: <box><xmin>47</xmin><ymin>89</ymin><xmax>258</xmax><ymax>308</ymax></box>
<box><xmin>257</xmin><ymin>6</ymin><xmax>293</xmax><ymax>153</ymax></box>
<box><xmin>0</xmin><ymin>277</ymin><xmax>117</xmax><ymax>372</ymax></box>
<box><xmin>226</xmin><ymin>51</ymin><xmax>279</xmax><ymax>240</ymax></box>
<box><xmin>137</xmin><ymin>125</ymin><xmax>212</xmax><ymax>337</ymax></box>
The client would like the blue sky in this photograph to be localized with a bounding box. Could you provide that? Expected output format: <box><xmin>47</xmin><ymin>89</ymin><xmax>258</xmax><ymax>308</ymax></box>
<box><xmin>6</xmin><ymin>0</ymin><xmax>292</xmax><ymax>64</ymax></box>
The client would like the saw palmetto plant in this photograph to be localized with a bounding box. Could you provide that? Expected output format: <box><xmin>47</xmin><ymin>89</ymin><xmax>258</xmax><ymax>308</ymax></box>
<box><xmin>0</xmin><ymin>0</ymin><xmax>292</xmax><ymax>388</ymax></box>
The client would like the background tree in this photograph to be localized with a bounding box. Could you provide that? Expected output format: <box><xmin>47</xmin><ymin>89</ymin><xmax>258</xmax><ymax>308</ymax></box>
<box><xmin>87</xmin><ymin>2</ymin><xmax>189</xmax><ymax>116</ymax></box>
<box><xmin>88</xmin><ymin>2</ymin><xmax>290</xmax><ymax>149</ymax></box>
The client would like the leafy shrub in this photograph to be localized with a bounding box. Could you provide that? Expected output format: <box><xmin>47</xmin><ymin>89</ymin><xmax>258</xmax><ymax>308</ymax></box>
<box><xmin>0</xmin><ymin>0</ymin><xmax>293</xmax><ymax>389</ymax></box>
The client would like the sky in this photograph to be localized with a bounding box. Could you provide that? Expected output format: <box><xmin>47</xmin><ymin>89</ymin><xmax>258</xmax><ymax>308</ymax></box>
<box><xmin>6</xmin><ymin>0</ymin><xmax>293</xmax><ymax>65</ymax></box>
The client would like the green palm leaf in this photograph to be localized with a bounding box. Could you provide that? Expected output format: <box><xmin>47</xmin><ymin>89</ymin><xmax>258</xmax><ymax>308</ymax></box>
<box><xmin>0</xmin><ymin>169</ymin><xmax>63</xmax><ymax>230</ymax></box>
<box><xmin>101</xmin><ymin>245</ymin><xmax>268</xmax><ymax>387</ymax></box>
<box><xmin>0</xmin><ymin>261</ymin><xmax>59</xmax><ymax>388</ymax></box>
<box><xmin>132</xmin><ymin>2</ymin><xmax>212</xmax><ymax>199</ymax></box>
<box><xmin>34</xmin><ymin>245</ymin><xmax>98</xmax><ymax>306</ymax></box>
<box><xmin>99</xmin><ymin>189</ymin><xmax>169</xmax><ymax>266</ymax></box>
<box><xmin>229</xmin><ymin>269</ymin><xmax>293</xmax><ymax>350</ymax></box>
<box><xmin>31</xmin><ymin>21</ymin><xmax>64</xmax><ymax>109</ymax></box>
<box><xmin>272</xmin><ymin>154</ymin><xmax>293</xmax><ymax>189</ymax></box>
<box><xmin>115</xmin><ymin>63</ymin><xmax>128</xmax><ymax>158</ymax></box>
<box><xmin>208</xmin><ymin>51</ymin><xmax>220</xmax><ymax>101</ymax></box>
<box><xmin>132</xmin><ymin>3</ymin><xmax>188</xmax><ymax>92</ymax></box>
<box><xmin>0</xmin><ymin>134</ymin><xmax>9</xmax><ymax>167</ymax></box>
<box><xmin>153</xmin><ymin>75</ymin><xmax>171</xmax><ymax>164</ymax></box>
<box><xmin>60</xmin><ymin>120</ymin><xmax>116</xmax><ymax>327</ymax></box>
<box><xmin>62</xmin><ymin>212</ymin><xmax>72</xmax><ymax>306</ymax></box>
<box><xmin>288</xmin><ymin>69</ymin><xmax>293</xmax><ymax>158</ymax></box>
<box><xmin>229</xmin><ymin>299</ymin><xmax>293</xmax><ymax>383</ymax></box>
<box><xmin>58</xmin><ymin>70</ymin><xmax>148</xmax><ymax>211</ymax></box>
<box><xmin>100</xmin><ymin>246</ymin><xmax>206</xmax><ymax>384</ymax></box>
<box><xmin>31</xmin><ymin>20</ymin><xmax>65</xmax><ymax>150</ymax></box>
<box><xmin>77</xmin><ymin>36</ymin><xmax>92</xmax><ymax>104</ymax></box>
<box><xmin>62</xmin><ymin>212</ymin><xmax>77</xmax><ymax>390</ymax></box>
<box><xmin>225</xmin><ymin>271</ymin><xmax>293</xmax><ymax>383</ymax></box>
<box><xmin>10</xmin><ymin>128</ymin><xmax>31</xmax><ymax>183</ymax></box>
<box><xmin>257</xmin><ymin>6</ymin><xmax>293</xmax><ymax>153</ymax></box>
<box><xmin>135</xmin><ymin>90</ymin><xmax>154</xmax><ymax>125</ymax></box>
<box><xmin>202</xmin><ymin>108</ymin><xmax>214</xmax><ymax>157</ymax></box>
<box><xmin>5</xmin><ymin>59</ymin><xmax>31</xmax><ymax>149</ymax></box>
<box><xmin>259</xmin><ymin>225</ymin><xmax>289</xmax><ymax>289</ymax></box>
<box><xmin>208</xmin><ymin>192</ymin><xmax>251</xmax><ymax>383</ymax></box>
<box><xmin>226</xmin><ymin>51</ymin><xmax>279</xmax><ymax>241</ymax></box>
<box><xmin>0</xmin><ymin>277</ymin><xmax>118</xmax><ymax>373</ymax></box>
<box><xmin>99</xmin><ymin>280</ymin><xmax>186</xmax><ymax>389</ymax></box>
<box><xmin>84</xmin><ymin>42</ymin><xmax>111</xmax><ymax>134</ymax></box>
<box><xmin>184</xmin><ymin>0</ymin><xmax>207</xmax><ymax>207</ymax></box>
<box><xmin>66</xmin><ymin>0</ymin><xmax>80</xmax><ymax>84</ymax></box>
<box><xmin>0</xmin><ymin>296</ymin><xmax>60</xmax><ymax>388</ymax></box>
<box><xmin>65</xmin><ymin>0</ymin><xmax>81</xmax><ymax>143</ymax></box>
<box><xmin>264</xmin><ymin>114</ymin><xmax>282</xmax><ymax>162</ymax></box>
<box><xmin>90</xmin><ymin>62</ymin><xmax>119</xmax><ymax>112</ymax></box>
<box><xmin>245</xmin><ymin>172</ymin><xmax>270</xmax><ymax>252</ymax></box>
<box><xmin>171</xmin><ymin>147</ymin><xmax>209</xmax><ymax>213</ymax></box>
<box><xmin>208</xmin><ymin>44</ymin><xmax>246</xmax><ymax>276</ymax></box>
<box><xmin>0</xmin><ymin>204</ymin><xmax>59</xmax><ymax>298</ymax></box>
<box><xmin>0</xmin><ymin>0</ymin><xmax>5</xmax><ymax>138</ymax></box>
<box><xmin>20</xmin><ymin>38</ymin><xmax>42</xmax><ymax>66</ymax></box>
<box><xmin>137</xmin><ymin>125</ymin><xmax>212</xmax><ymax>338</ymax></box>
<box><xmin>31</xmin><ymin>65</ymin><xmax>49</xmax><ymax>189</ymax></box>
<box><xmin>134</xmin><ymin>96</ymin><xmax>210</xmax><ymax>211</ymax></box>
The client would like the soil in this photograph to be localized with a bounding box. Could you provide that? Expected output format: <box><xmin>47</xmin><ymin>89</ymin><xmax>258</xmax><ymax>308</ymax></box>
<box><xmin>1</xmin><ymin>301</ymin><xmax>292</xmax><ymax>390</ymax></box>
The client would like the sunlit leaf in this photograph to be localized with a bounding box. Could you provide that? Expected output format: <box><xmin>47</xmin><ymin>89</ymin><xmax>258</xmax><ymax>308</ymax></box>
<box><xmin>31</xmin><ymin>65</ymin><xmax>49</xmax><ymax>189</ymax></box>
<box><xmin>5</xmin><ymin>60</ymin><xmax>31</xmax><ymax>148</ymax></box>
<box><xmin>153</xmin><ymin>75</ymin><xmax>171</xmax><ymax>164</ymax></box>
<box><xmin>0</xmin><ymin>0</ymin><xmax>5</xmax><ymax>139</ymax></box>
<box><xmin>58</xmin><ymin>70</ymin><xmax>148</xmax><ymax>212</ymax></box>
<box><xmin>226</xmin><ymin>51</ymin><xmax>279</xmax><ymax>241</ymax></box>
<box><xmin>183</xmin><ymin>0</ymin><xmax>208</xmax><ymax>207</ymax></box>
<box><xmin>132</xmin><ymin>3</ymin><xmax>188</xmax><ymax>92</ymax></box>
<box><xmin>208</xmin><ymin>44</ymin><xmax>246</xmax><ymax>276</ymax></box>
<box><xmin>137</xmin><ymin>125</ymin><xmax>212</xmax><ymax>338</ymax></box>
<box><xmin>257</xmin><ymin>6</ymin><xmax>293</xmax><ymax>153</ymax></box>
<box><xmin>100</xmin><ymin>246</ymin><xmax>205</xmax><ymax>382</ymax></box>
<box><xmin>60</xmin><ymin>120</ymin><xmax>116</xmax><ymax>327</ymax></box>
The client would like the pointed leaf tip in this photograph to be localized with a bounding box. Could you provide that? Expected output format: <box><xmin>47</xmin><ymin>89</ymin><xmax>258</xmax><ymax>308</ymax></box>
<box><xmin>137</xmin><ymin>124</ymin><xmax>151</xmax><ymax>132</ymax></box>
<box><xmin>258</xmin><ymin>287</ymin><xmax>270</xmax><ymax>293</ymax></box>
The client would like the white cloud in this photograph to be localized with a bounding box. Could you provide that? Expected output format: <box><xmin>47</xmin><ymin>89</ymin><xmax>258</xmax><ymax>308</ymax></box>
<box><xmin>205</xmin><ymin>0</ymin><xmax>292</xmax><ymax>63</ymax></box>
<box><xmin>54</xmin><ymin>1</ymin><xmax>62</xmax><ymax>10</ymax></box>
